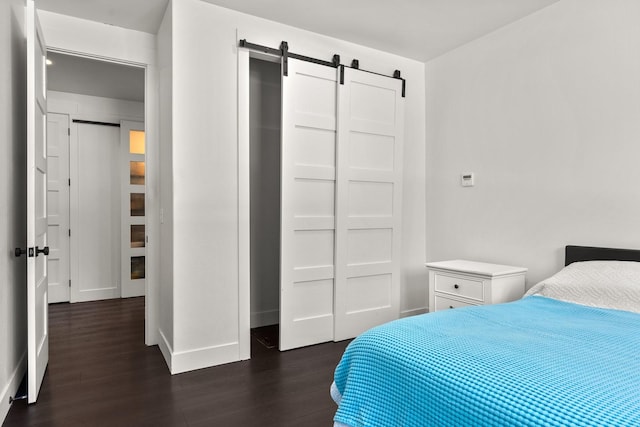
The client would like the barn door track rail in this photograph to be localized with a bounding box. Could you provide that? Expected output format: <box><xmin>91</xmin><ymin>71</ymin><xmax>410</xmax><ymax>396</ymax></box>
<box><xmin>238</xmin><ymin>39</ymin><xmax>406</xmax><ymax>97</ymax></box>
<box><xmin>72</xmin><ymin>119</ymin><xmax>121</xmax><ymax>127</ymax></box>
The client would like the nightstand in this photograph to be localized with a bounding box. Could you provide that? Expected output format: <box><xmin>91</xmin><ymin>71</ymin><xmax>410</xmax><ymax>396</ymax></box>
<box><xmin>426</xmin><ymin>260</ymin><xmax>527</xmax><ymax>312</ymax></box>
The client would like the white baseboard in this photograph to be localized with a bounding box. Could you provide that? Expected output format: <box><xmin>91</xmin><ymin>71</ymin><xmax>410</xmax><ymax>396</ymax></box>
<box><xmin>250</xmin><ymin>309</ymin><xmax>279</xmax><ymax>328</ymax></box>
<box><xmin>171</xmin><ymin>342</ymin><xmax>239</xmax><ymax>375</ymax></box>
<box><xmin>158</xmin><ymin>329</ymin><xmax>241</xmax><ymax>375</ymax></box>
<box><xmin>157</xmin><ymin>329</ymin><xmax>173</xmax><ymax>373</ymax></box>
<box><xmin>73</xmin><ymin>287</ymin><xmax>119</xmax><ymax>302</ymax></box>
<box><xmin>0</xmin><ymin>352</ymin><xmax>26</xmax><ymax>425</ymax></box>
<box><xmin>400</xmin><ymin>307</ymin><xmax>428</xmax><ymax>318</ymax></box>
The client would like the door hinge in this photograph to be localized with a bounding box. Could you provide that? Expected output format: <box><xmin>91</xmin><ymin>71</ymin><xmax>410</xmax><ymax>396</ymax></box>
<box><xmin>68</xmin><ymin>178</ymin><xmax>71</xmax><ymax>186</ymax></box>
<box><xmin>68</xmin><ymin>229</ymin><xmax>71</xmax><ymax>237</ymax></box>
<box><xmin>69</xmin><ymin>279</ymin><xmax>71</xmax><ymax>287</ymax></box>
<box><xmin>68</xmin><ymin>128</ymin><xmax>70</xmax><ymax>136</ymax></box>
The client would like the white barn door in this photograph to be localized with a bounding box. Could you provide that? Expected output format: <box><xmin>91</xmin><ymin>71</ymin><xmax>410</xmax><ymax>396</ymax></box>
<box><xmin>334</xmin><ymin>67</ymin><xmax>404</xmax><ymax>341</ymax></box>
<box><xmin>26</xmin><ymin>0</ymin><xmax>49</xmax><ymax>403</ymax></box>
<box><xmin>280</xmin><ymin>58</ymin><xmax>338</xmax><ymax>351</ymax></box>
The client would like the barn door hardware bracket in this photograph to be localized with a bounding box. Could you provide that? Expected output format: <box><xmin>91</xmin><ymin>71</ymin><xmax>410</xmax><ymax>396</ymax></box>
<box><xmin>239</xmin><ymin>39</ymin><xmax>341</xmax><ymax>77</ymax></box>
<box><xmin>238</xmin><ymin>39</ymin><xmax>406</xmax><ymax>96</ymax></box>
<box><xmin>280</xmin><ymin>41</ymin><xmax>289</xmax><ymax>76</ymax></box>
<box><xmin>393</xmin><ymin>70</ymin><xmax>406</xmax><ymax>98</ymax></box>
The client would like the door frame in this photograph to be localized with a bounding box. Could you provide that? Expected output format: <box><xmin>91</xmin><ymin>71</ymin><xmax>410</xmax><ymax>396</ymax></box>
<box><xmin>44</xmin><ymin>46</ymin><xmax>159</xmax><ymax>346</ymax></box>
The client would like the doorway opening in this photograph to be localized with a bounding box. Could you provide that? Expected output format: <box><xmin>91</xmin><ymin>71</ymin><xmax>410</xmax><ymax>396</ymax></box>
<box><xmin>45</xmin><ymin>51</ymin><xmax>147</xmax><ymax>331</ymax></box>
<box><xmin>249</xmin><ymin>57</ymin><xmax>282</xmax><ymax>354</ymax></box>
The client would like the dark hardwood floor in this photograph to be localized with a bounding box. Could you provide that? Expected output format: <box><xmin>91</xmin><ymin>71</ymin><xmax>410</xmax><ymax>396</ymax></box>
<box><xmin>4</xmin><ymin>298</ymin><xmax>350</xmax><ymax>426</ymax></box>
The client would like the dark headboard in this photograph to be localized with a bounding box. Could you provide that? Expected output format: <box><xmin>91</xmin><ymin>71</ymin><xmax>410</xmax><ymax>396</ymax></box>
<box><xmin>565</xmin><ymin>245</ymin><xmax>640</xmax><ymax>266</ymax></box>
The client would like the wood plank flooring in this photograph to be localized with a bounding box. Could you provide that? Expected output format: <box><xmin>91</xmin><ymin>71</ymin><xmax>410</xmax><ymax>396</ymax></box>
<box><xmin>4</xmin><ymin>298</ymin><xmax>350</xmax><ymax>426</ymax></box>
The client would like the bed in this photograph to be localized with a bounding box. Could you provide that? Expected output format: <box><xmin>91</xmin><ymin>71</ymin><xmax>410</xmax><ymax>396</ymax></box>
<box><xmin>331</xmin><ymin>246</ymin><xmax>640</xmax><ymax>426</ymax></box>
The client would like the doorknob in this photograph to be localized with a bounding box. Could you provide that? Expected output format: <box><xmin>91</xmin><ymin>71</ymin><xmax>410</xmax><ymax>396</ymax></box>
<box><xmin>15</xmin><ymin>247</ymin><xmax>35</xmax><ymax>257</ymax></box>
<box><xmin>35</xmin><ymin>246</ymin><xmax>49</xmax><ymax>257</ymax></box>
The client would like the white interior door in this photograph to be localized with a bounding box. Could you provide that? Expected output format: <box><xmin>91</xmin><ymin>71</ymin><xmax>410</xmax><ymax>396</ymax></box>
<box><xmin>334</xmin><ymin>67</ymin><xmax>404</xmax><ymax>341</ymax></box>
<box><xmin>47</xmin><ymin>113</ymin><xmax>70</xmax><ymax>303</ymax></box>
<box><xmin>26</xmin><ymin>0</ymin><xmax>49</xmax><ymax>404</ymax></box>
<box><xmin>70</xmin><ymin>122</ymin><xmax>121</xmax><ymax>302</ymax></box>
<box><xmin>120</xmin><ymin>120</ymin><xmax>146</xmax><ymax>298</ymax></box>
<box><xmin>280</xmin><ymin>58</ymin><xmax>338</xmax><ymax>351</ymax></box>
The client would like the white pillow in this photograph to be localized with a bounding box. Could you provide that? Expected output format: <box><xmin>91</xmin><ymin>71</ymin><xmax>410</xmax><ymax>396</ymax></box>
<box><xmin>525</xmin><ymin>261</ymin><xmax>640</xmax><ymax>313</ymax></box>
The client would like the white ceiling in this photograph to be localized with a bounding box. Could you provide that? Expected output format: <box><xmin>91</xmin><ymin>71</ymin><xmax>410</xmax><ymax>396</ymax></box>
<box><xmin>47</xmin><ymin>52</ymin><xmax>145</xmax><ymax>102</ymax></box>
<box><xmin>36</xmin><ymin>0</ymin><xmax>559</xmax><ymax>62</ymax></box>
<box><xmin>202</xmin><ymin>0</ymin><xmax>560</xmax><ymax>62</ymax></box>
<box><xmin>38</xmin><ymin>0</ymin><xmax>560</xmax><ymax>102</ymax></box>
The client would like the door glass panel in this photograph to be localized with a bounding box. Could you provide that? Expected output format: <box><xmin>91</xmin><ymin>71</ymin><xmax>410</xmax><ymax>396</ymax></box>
<box><xmin>131</xmin><ymin>225</ymin><xmax>145</xmax><ymax>248</ymax></box>
<box><xmin>129</xmin><ymin>130</ymin><xmax>145</xmax><ymax>154</ymax></box>
<box><xmin>130</xmin><ymin>193</ymin><xmax>145</xmax><ymax>216</ymax></box>
<box><xmin>130</xmin><ymin>161</ymin><xmax>145</xmax><ymax>185</ymax></box>
<box><xmin>131</xmin><ymin>256</ymin><xmax>145</xmax><ymax>279</ymax></box>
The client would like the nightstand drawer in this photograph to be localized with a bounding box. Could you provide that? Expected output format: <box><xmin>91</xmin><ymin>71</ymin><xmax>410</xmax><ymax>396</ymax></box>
<box><xmin>434</xmin><ymin>295</ymin><xmax>476</xmax><ymax>311</ymax></box>
<box><xmin>434</xmin><ymin>273</ymin><xmax>484</xmax><ymax>302</ymax></box>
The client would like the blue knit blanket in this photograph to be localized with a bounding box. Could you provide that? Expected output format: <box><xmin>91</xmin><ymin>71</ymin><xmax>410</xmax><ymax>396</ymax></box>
<box><xmin>333</xmin><ymin>296</ymin><xmax>640</xmax><ymax>426</ymax></box>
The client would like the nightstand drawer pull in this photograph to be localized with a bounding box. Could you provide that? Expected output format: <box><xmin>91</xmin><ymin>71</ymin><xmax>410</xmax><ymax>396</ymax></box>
<box><xmin>434</xmin><ymin>273</ymin><xmax>484</xmax><ymax>301</ymax></box>
<box><xmin>434</xmin><ymin>295</ymin><xmax>475</xmax><ymax>311</ymax></box>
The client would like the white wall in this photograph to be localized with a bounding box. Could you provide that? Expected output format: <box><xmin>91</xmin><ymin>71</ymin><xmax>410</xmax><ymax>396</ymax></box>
<box><xmin>39</xmin><ymin>10</ymin><xmax>161</xmax><ymax>345</ymax></box>
<box><xmin>165</xmin><ymin>0</ymin><xmax>426</xmax><ymax>373</ymax></box>
<box><xmin>0</xmin><ymin>0</ymin><xmax>26</xmax><ymax>422</ymax></box>
<box><xmin>38</xmin><ymin>11</ymin><xmax>155</xmax><ymax>66</ymax></box>
<box><xmin>425</xmin><ymin>0</ymin><xmax>640</xmax><ymax>292</ymax></box>
<box><xmin>157</xmin><ymin>0</ymin><xmax>174</xmax><ymax>368</ymax></box>
<box><xmin>48</xmin><ymin>91</ymin><xmax>144</xmax><ymax>121</ymax></box>
<box><xmin>249</xmin><ymin>59</ymin><xmax>281</xmax><ymax>328</ymax></box>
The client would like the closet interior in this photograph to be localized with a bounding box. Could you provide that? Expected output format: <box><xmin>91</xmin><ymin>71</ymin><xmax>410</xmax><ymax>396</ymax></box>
<box><xmin>249</xmin><ymin>58</ymin><xmax>282</xmax><ymax>349</ymax></box>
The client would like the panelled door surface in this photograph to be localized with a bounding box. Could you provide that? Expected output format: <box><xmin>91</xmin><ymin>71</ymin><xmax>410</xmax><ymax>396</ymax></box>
<box><xmin>280</xmin><ymin>58</ymin><xmax>338</xmax><ymax>351</ymax></box>
<box><xmin>334</xmin><ymin>66</ymin><xmax>405</xmax><ymax>341</ymax></box>
<box><xmin>47</xmin><ymin>113</ymin><xmax>70</xmax><ymax>303</ymax></box>
<box><xmin>26</xmin><ymin>0</ymin><xmax>49</xmax><ymax>403</ymax></box>
<box><xmin>120</xmin><ymin>120</ymin><xmax>146</xmax><ymax>298</ymax></box>
<box><xmin>70</xmin><ymin>123</ymin><xmax>121</xmax><ymax>302</ymax></box>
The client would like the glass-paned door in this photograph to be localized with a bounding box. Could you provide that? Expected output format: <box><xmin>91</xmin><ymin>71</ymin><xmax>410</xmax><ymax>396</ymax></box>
<box><xmin>121</xmin><ymin>121</ymin><xmax>146</xmax><ymax>298</ymax></box>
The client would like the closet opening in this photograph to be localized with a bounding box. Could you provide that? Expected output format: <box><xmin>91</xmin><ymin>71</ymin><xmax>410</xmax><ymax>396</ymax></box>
<box><xmin>249</xmin><ymin>57</ymin><xmax>282</xmax><ymax>353</ymax></box>
<box><xmin>240</xmin><ymin>46</ymin><xmax>404</xmax><ymax>357</ymax></box>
